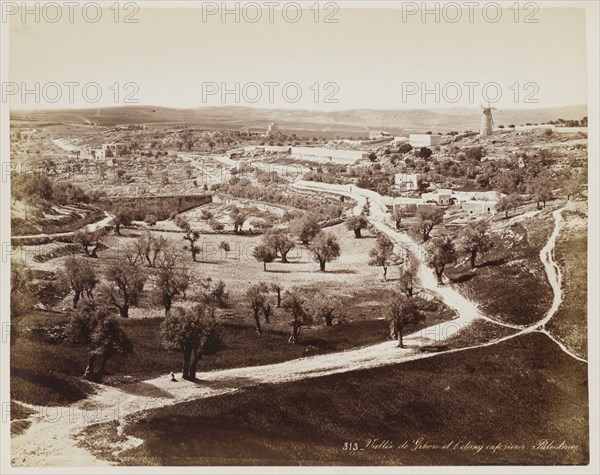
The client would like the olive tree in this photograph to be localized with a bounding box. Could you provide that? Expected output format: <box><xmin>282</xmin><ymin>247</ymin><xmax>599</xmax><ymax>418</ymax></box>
<box><xmin>65</xmin><ymin>301</ymin><xmax>133</xmax><ymax>381</ymax></box>
<box><xmin>368</xmin><ymin>234</ymin><xmax>395</xmax><ymax>281</ymax></box>
<box><xmin>309</xmin><ymin>231</ymin><xmax>341</xmax><ymax>272</ymax></box>
<box><xmin>291</xmin><ymin>215</ymin><xmax>321</xmax><ymax>245</ymax></box>
<box><xmin>161</xmin><ymin>303</ymin><xmax>222</xmax><ymax>380</ymax></box>
<box><xmin>63</xmin><ymin>256</ymin><xmax>98</xmax><ymax>308</ymax></box>
<box><xmin>398</xmin><ymin>259</ymin><xmax>418</xmax><ymax>298</ymax></box>
<box><xmin>282</xmin><ymin>290</ymin><xmax>313</xmax><ymax>344</ymax></box>
<box><xmin>414</xmin><ymin>205</ymin><xmax>445</xmax><ymax>242</ymax></box>
<box><xmin>345</xmin><ymin>215</ymin><xmax>368</xmax><ymax>238</ymax></box>
<box><xmin>100</xmin><ymin>262</ymin><xmax>147</xmax><ymax>318</ymax></box>
<box><xmin>266</xmin><ymin>230</ymin><xmax>296</xmax><ymax>263</ymax></box>
<box><xmin>11</xmin><ymin>259</ymin><xmax>35</xmax><ymax>341</ymax></box>
<box><xmin>245</xmin><ymin>282</ymin><xmax>271</xmax><ymax>334</ymax></box>
<box><xmin>386</xmin><ymin>293</ymin><xmax>425</xmax><ymax>348</ymax></box>
<box><xmin>426</xmin><ymin>236</ymin><xmax>457</xmax><ymax>285</ymax></box>
<box><xmin>156</xmin><ymin>263</ymin><xmax>190</xmax><ymax>314</ymax></box>
<box><xmin>73</xmin><ymin>229</ymin><xmax>103</xmax><ymax>258</ymax></box>
<box><xmin>252</xmin><ymin>243</ymin><xmax>276</xmax><ymax>271</ymax></box>
<box><xmin>176</xmin><ymin>217</ymin><xmax>201</xmax><ymax>262</ymax></box>
<box><xmin>307</xmin><ymin>292</ymin><xmax>336</xmax><ymax>326</ymax></box>
<box><xmin>111</xmin><ymin>208</ymin><xmax>132</xmax><ymax>236</ymax></box>
<box><xmin>462</xmin><ymin>221</ymin><xmax>494</xmax><ymax>269</ymax></box>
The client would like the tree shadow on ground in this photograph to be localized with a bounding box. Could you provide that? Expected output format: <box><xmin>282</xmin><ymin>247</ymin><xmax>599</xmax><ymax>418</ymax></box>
<box><xmin>191</xmin><ymin>375</ymin><xmax>258</xmax><ymax>390</ymax></box>
<box><xmin>478</xmin><ymin>257</ymin><xmax>509</xmax><ymax>268</ymax></box>
<box><xmin>117</xmin><ymin>381</ymin><xmax>175</xmax><ymax>399</ymax></box>
<box><xmin>450</xmin><ymin>273</ymin><xmax>476</xmax><ymax>284</ymax></box>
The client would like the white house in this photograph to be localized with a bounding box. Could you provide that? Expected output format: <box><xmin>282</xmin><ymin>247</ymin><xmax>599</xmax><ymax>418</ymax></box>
<box><xmin>391</xmin><ymin>136</ymin><xmax>408</xmax><ymax>146</ymax></box>
<box><xmin>451</xmin><ymin>190</ymin><xmax>502</xmax><ymax>202</ymax></box>
<box><xmin>244</xmin><ymin>145</ymin><xmax>290</xmax><ymax>154</ymax></box>
<box><xmin>239</xmin><ymin>126</ymin><xmax>266</xmax><ymax>137</ymax></box>
<box><xmin>369</xmin><ymin>130</ymin><xmax>391</xmax><ymax>140</ymax></box>
<box><xmin>462</xmin><ymin>200</ymin><xmax>497</xmax><ymax>215</ymax></box>
<box><xmin>81</xmin><ymin>147</ymin><xmax>106</xmax><ymax>159</ymax></box>
<box><xmin>102</xmin><ymin>143</ymin><xmax>129</xmax><ymax>156</ymax></box>
<box><xmin>421</xmin><ymin>189</ymin><xmax>453</xmax><ymax>205</ymax></box>
<box><xmin>394</xmin><ymin>173</ymin><xmax>421</xmax><ymax>190</ymax></box>
<box><xmin>409</xmin><ymin>134</ymin><xmax>442</xmax><ymax>147</ymax></box>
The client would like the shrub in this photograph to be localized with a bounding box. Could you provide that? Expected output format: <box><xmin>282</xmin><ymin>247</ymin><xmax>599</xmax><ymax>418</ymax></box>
<box><xmin>144</xmin><ymin>214</ymin><xmax>158</xmax><ymax>226</ymax></box>
<box><xmin>209</xmin><ymin>219</ymin><xmax>224</xmax><ymax>231</ymax></box>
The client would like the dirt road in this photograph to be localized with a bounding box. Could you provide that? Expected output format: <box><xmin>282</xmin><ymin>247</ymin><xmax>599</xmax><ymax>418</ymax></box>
<box><xmin>10</xmin><ymin>188</ymin><xmax>581</xmax><ymax>466</ymax></box>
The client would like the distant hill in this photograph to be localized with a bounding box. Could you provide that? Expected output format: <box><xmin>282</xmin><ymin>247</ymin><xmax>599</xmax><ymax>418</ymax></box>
<box><xmin>11</xmin><ymin>104</ymin><xmax>587</xmax><ymax>136</ymax></box>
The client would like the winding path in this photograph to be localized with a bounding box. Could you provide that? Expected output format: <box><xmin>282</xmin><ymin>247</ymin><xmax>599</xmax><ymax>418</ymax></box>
<box><xmin>11</xmin><ymin>188</ymin><xmax>584</xmax><ymax>467</ymax></box>
<box><xmin>11</xmin><ymin>211</ymin><xmax>114</xmax><ymax>242</ymax></box>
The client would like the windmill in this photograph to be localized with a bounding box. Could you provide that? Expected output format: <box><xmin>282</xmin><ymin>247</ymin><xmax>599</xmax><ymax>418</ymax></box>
<box><xmin>480</xmin><ymin>102</ymin><xmax>497</xmax><ymax>136</ymax></box>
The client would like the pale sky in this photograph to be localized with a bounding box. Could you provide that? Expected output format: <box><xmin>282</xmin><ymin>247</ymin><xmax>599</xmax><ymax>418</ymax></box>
<box><xmin>8</xmin><ymin>2</ymin><xmax>589</xmax><ymax>110</ymax></box>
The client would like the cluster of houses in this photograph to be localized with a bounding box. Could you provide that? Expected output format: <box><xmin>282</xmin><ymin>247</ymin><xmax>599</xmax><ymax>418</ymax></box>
<box><xmin>237</xmin><ymin>145</ymin><xmax>368</xmax><ymax>165</ymax></box>
<box><xmin>239</xmin><ymin>122</ymin><xmax>282</xmax><ymax>139</ymax></box>
<box><xmin>392</xmin><ymin>176</ymin><xmax>501</xmax><ymax>216</ymax></box>
<box><xmin>80</xmin><ymin>142</ymin><xmax>130</xmax><ymax>160</ymax></box>
<box><xmin>368</xmin><ymin>131</ymin><xmax>443</xmax><ymax>148</ymax></box>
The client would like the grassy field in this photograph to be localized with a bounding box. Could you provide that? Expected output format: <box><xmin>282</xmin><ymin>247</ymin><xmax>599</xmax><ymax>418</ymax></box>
<box><xmin>443</xmin><ymin>319</ymin><xmax>519</xmax><ymax>349</ymax></box>
<box><xmin>83</xmin><ymin>332</ymin><xmax>588</xmax><ymax>466</ymax></box>
<box><xmin>11</xmin><ymin>312</ymin><xmax>94</xmax><ymax>406</ymax></box>
<box><xmin>545</xmin><ymin>205</ymin><xmax>587</xmax><ymax>358</ymax></box>
<box><xmin>12</xmin><ymin>219</ymin><xmax>460</xmax><ymax>407</ymax></box>
<box><xmin>446</xmin><ymin>210</ymin><xmax>554</xmax><ymax>326</ymax></box>
<box><xmin>11</xmin><ymin>286</ymin><xmax>455</xmax><ymax>405</ymax></box>
<box><xmin>26</xmin><ymin>222</ymin><xmax>396</xmax><ymax>311</ymax></box>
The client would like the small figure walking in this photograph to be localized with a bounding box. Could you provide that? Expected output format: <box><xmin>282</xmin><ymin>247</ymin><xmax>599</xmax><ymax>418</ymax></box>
<box><xmin>170</xmin><ymin>372</ymin><xmax>177</xmax><ymax>382</ymax></box>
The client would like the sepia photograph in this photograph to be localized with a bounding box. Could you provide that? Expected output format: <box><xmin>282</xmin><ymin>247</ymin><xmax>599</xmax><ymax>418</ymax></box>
<box><xmin>0</xmin><ymin>1</ymin><xmax>598</xmax><ymax>472</ymax></box>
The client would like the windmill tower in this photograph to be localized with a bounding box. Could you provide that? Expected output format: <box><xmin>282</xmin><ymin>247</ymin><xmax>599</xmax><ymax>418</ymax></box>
<box><xmin>480</xmin><ymin>102</ymin><xmax>496</xmax><ymax>136</ymax></box>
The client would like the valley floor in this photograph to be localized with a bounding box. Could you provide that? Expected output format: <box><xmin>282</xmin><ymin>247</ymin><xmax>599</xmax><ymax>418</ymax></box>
<box><xmin>10</xmin><ymin>201</ymin><xmax>589</xmax><ymax>467</ymax></box>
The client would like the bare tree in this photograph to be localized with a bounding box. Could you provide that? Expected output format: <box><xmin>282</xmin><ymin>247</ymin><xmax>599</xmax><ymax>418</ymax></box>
<box><xmin>156</xmin><ymin>260</ymin><xmax>190</xmax><ymax>314</ymax></box>
<box><xmin>73</xmin><ymin>229</ymin><xmax>103</xmax><ymax>258</ymax></box>
<box><xmin>270</xmin><ymin>282</ymin><xmax>283</xmax><ymax>307</ymax></box>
